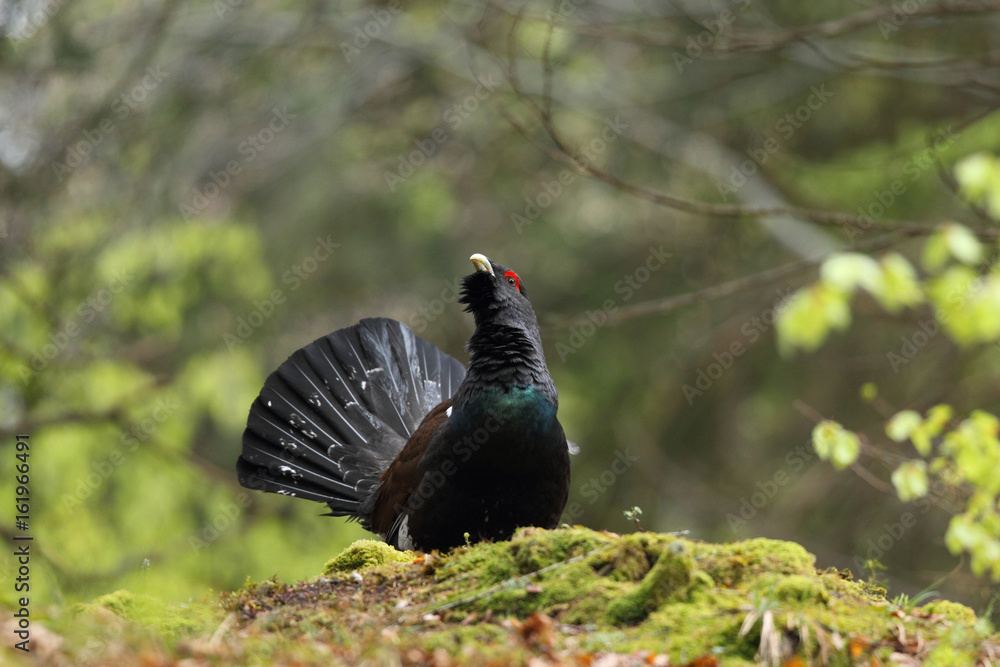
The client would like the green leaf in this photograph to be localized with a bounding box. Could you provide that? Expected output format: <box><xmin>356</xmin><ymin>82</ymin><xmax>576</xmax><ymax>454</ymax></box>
<box><xmin>946</xmin><ymin>512</ymin><xmax>1000</xmax><ymax>578</ymax></box>
<box><xmin>876</xmin><ymin>253</ymin><xmax>924</xmax><ymax>313</ymax></box>
<box><xmin>776</xmin><ymin>284</ymin><xmax>851</xmax><ymax>355</ymax></box>
<box><xmin>924</xmin><ymin>404</ymin><xmax>953</xmax><ymax>438</ymax></box>
<box><xmin>922</xmin><ymin>232</ymin><xmax>951</xmax><ymax>273</ymax></box>
<box><xmin>886</xmin><ymin>410</ymin><xmax>922</xmax><ymax>443</ymax></box>
<box><xmin>927</xmin><ymin>266</ymin><xmax>981</xmax><ymax>344</ymax></box>
<box><xmin>820</xmin><ymin>253</ymin><xmax>883</xmax><ymax>296</ymax></box>
<box><xmin>954</xmin><ymin>153</ymin><xmax>999</xmax><ymax>200</ymax></box>
<box><xmin>812</xmin><ymin>420</ymin><xmax>861</xmax><ymax>470</ymax></box>
<box><xmin>943</xmin><ymin>223</ymin><xmax>983</xmax><ymax>266</ymax></box>
<box><xmin>910</xmin><ymin>427</ymin><xmax>933</xmax><ymax>457</ymax></box>
<box><xmin>955</xmin><ymin>152</ymin><xmax>1000</xmax><ymax>217</ymax></box>
<box><xmin>891</xmin><ymin>461</ymin><xmax>929</xmax><ymax>501</ymax></box>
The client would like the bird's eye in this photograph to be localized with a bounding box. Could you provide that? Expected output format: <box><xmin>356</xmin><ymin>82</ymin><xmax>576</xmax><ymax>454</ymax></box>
<box><xmin>503</xmin><ymin>270</ymin><xmax>521</xmax><ymax>292</ymax></box>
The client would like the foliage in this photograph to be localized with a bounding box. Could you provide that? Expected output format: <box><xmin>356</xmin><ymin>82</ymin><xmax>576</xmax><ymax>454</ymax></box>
<box><xmin>791</xmin><ymin>158</ymin><xmax>1000</xmax><ymax>582</ymax></box>
<box><xmin>0</xmin><ymin>218</ymin><xmax>364</xmax><ymax>606</ymax></box>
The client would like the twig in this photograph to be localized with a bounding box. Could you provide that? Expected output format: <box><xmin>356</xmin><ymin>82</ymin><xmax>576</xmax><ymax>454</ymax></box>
<box><xmin>548</xmin><ymin>229</ymin><xmax>912</xmax><ymax>330</ymax></box>
<box><xmin>497</xmin><ymin>12</ymin><xmax>1000</xmax><ymax>238</ymax></box>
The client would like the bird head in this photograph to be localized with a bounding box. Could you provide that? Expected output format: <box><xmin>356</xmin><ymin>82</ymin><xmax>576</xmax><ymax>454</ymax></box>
<box><xmin>459</xmin><ymin>253</ymin><xmax>538</xmax><ymax>330</ymax></box>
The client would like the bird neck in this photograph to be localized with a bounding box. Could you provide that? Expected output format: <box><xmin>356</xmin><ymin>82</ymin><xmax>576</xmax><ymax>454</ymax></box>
<box><xmin>452</xmin><ymin>323</ymin><xmax>557</xmax><ymax>409</ymax></box>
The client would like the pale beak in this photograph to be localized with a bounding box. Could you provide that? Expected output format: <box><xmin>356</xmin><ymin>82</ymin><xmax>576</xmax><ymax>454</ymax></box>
<box><xmin>469</xmin><ymin>253</ymin><xmax>494</xmax><ymax>276</ymax></box>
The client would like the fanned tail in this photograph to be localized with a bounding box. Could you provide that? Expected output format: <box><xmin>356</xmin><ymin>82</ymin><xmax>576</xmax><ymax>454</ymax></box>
<box><xmin>237</xmin><ymin>317</ymin><xmax>466</xmax><ymax>528</ymax></box>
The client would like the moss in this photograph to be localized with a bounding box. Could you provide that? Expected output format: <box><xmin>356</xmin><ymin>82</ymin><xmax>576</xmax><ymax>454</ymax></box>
<box><xmin>604</xmin><ymin>542</ymin><xmax>712</xmax><ymax>625</ymax></box>
<box><xmin>920</xmin><ymin>599</ymin><xmax>977</xmax><ymax>625</ymax></box>
<box><xmin>37</xmin><ymin>528</ymin><xmax>1000</xmax><ymax>667</ymax></box>
<box><xmin>559</xmin><ymin>578</ymin><xmax>628</xmax><ymax>624</ymax></box>
<box><xmin>923</xmin><ymin>644</ymin><xmax>978</xmax><ymax>666</ymax></box>
<box><xmin>507</xmin><ymin>525</ymin><xmax>611</xmax><ymax>573</ymax></box>
<box><xmin>754</xmin><ymin>573</ymin><xmax>831</xmax><ymax>604</ymax></box>
<box><xmin>436</xmin><ymin>540</ymin><xmax>519</xmax><ymax>585</ymax></box>
<box><xmin>586</xmin><ymin>534</ymin><xmax>653</xmax><ymax>581</ymax></box>
<box><xmin>322</xmin><ymin>539</ymin><xmax>416</xmax><ymax>574</ymax></box>
<box><xmin>86</xmin><ymin>589</ymin><xmax>213</xmax><ymax>639</ymax></box>
<box><xmin>690</xmin><ymin>537</ymin><xmax>815</xmax><ymax>587</ymax></box>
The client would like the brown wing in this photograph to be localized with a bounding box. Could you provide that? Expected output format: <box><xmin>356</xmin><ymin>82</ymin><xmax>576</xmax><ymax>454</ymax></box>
<box><xmin>370</xmin><ymin>399</ymin><xmax>451</xmax><ymax>536</ymax></box>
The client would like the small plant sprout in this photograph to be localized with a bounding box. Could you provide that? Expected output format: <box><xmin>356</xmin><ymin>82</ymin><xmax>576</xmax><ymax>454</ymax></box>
<box><xmin>623</xmin><ymin>506</ymin><xmax>645</xmax><ymax>532</ymax></box>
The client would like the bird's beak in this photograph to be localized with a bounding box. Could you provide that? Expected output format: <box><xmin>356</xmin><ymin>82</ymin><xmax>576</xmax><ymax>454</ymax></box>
<box><xmin>469</xmin><ymin>253</ymin><xmax>494</xmax><ymax>276</ymax></box>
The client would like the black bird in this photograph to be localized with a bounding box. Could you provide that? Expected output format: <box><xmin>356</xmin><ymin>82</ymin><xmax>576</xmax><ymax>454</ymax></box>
<box><xmin>237</xmin><ymin>253</ymin><xmax>571</xmax><ymax>551</ymax></box>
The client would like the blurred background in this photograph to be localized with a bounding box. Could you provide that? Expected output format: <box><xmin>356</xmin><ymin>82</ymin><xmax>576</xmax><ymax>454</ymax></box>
<box><xmin>1</xmin><ymin>0</ymin><xmax>999</xmax><ymax>619</ymax></box>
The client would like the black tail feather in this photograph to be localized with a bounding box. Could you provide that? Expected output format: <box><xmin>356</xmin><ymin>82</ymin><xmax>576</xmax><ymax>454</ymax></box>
<box><xmin>238</xmin><ymin>317</ymin><xmax>466</xmax><ymax>526</ymax></box>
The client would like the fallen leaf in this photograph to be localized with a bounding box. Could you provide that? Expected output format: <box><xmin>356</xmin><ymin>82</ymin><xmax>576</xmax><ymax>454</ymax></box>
<box><xmin>520</xmin><ymin>612</ymin><xmax>556</xmax><ymax>649</ymax></box>
<box><xmin>683</xmin><ymin>656</ymin><xmax>718</xmax><ymax>667</ymax></box>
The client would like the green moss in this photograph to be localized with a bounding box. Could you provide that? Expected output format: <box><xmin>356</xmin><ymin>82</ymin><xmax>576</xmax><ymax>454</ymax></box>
<box><xmin>920</xmin><ymin>599</ymin><xmax>977</xmax><ymax>625</ymax></box>
<box><xmin>322</xmin><ymin>539</ymin><xmax>416</xmax><ymax>574</ymax></box>
<box><xmin>605</xmin><ymin>542</ymin><xmax>712</xmax><ymax>625</ymax></box>
<box><xmin>585</xmin><ymin>533</ymin><xmax>653</xmax><ymax>581</ymax></box>
<box><xmin>436</xmin><ymin>540</ymin><xmax>519</xmax><ymax>585</ymax></box>
<box><xmin>754</xmin><ymin>573</ymin><xmax>830</xmax><ymax>604</ymax></box>
<box><xmin>690</xmin><ymin>538</ymin><xmax>815</xmax><ymax>587</ymax></box>
<box><xmin>40</xmin><ymin>528</ymin><xmax>1000</xmax><ymax>666</ymax></box>
<box><xmin>508</xmin><ymin>525</ymin><xmax>611</xmax><ymax>573</ymax></box>
<box><xmin>86</xmin><ymin>589</ymin><xmax>213</xmax><ymax>639</ymax></box>
<box><xmin>924</xmin><ymin>644</ymin><xmax>978</xmax><ymax>666</ymax></box>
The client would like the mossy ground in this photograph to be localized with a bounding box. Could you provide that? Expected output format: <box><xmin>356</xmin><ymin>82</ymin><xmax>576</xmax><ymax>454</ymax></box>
<box><xmin>4</xmin><ymin>527</ymin><xmax>998</xmax><ymax>666</ymax></box>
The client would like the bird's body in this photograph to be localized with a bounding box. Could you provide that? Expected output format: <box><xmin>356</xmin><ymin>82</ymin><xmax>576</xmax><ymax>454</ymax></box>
<box><xmin>237</xmin><ymin>254</ymin><xmax>571</xmax><ymax>551</ymax></box>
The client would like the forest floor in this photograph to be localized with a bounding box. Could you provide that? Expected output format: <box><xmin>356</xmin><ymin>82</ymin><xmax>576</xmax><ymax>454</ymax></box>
<box><xmin>3</xmin><ymin>526</ymin><xmax>998</xmax><ymax>666</ymax></box>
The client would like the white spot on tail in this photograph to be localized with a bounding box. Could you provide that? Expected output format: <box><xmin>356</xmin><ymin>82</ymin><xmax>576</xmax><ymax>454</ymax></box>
<box><xmin>446</xmin><ymin>405</ymin><xmax>452</xmax><ymax>417</ymax></box>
